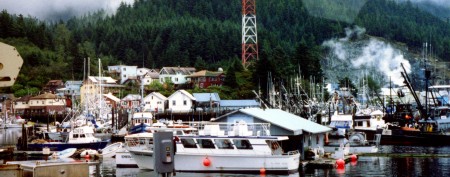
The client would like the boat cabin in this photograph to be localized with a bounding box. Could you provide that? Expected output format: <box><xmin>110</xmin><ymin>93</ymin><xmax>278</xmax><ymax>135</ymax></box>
<box><xmin>67</xmin><ymin>126</ymin><xmax>100</xmax><ymax>143</ymax></box>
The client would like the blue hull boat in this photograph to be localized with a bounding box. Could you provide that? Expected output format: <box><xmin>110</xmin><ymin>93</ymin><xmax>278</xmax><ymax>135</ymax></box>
<box><xmin>27</xmin><ymin>141</ymin><xmax>109</xmax><ymax>151</ymax></box>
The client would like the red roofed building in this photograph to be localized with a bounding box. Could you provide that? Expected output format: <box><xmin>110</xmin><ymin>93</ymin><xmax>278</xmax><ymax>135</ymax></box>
<box><xmin>187</xmin><ymin>70</ymin><xmax>225</xmax><ymax>89</ymax></box>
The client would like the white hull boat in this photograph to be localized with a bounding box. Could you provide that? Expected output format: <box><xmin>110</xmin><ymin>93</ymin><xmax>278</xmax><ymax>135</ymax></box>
<box><xmin>115</xmin><ymin>149</ymin><xmax>138</xmax><ymax>168</ymax></box>
<box><xmin>99</xmin><ymin>142</ymin><xmax>123</xmax><ymax>158</ymax></box>
<box><xmin>51</xmin><ymin>148</ymin><xmax>77</xmax><ymax>159</ymax></box>
<box><xmin>125</xmin><ymin>121</ymin><xmax>300</xmax><ymax>174</ymax></box>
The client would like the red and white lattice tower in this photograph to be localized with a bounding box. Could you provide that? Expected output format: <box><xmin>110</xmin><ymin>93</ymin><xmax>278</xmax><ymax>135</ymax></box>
<box><xmin>241</xmin><ymin>0</ymin><xmax>258</xmax><ymax>68</ymax></box>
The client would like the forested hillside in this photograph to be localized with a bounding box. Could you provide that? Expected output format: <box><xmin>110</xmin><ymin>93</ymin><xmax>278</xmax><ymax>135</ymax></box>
<box><xmin>1</xmin><ymin>0</ymin><xmax>449</xmax><ymax>98</ymax></box>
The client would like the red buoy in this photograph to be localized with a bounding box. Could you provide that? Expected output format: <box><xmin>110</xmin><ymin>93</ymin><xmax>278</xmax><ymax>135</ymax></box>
<box><xmin>203</xmin><ymin>157</ymin><xmax>211</xmax><ymax>167</ymax></box>
<box><xmin>260</xmin><ymin>167</ymin><xmax>266</xmax><ymax>174</ymax></box>
<box><xmin>350</xmin><ymin>154</ymin><xmax>357</xmax><ymax>161</ymax></box>
<box><xmin>336</xmin><ymin>158</ymin><xmax>345</xmax><ymax>169</ymax></box>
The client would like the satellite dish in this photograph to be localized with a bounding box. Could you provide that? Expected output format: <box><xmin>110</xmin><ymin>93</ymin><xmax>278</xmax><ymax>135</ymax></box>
<box><xmin>0</xmin><ymin>42</ymin><xmax>23</xmax><ymax>87</ymax></box>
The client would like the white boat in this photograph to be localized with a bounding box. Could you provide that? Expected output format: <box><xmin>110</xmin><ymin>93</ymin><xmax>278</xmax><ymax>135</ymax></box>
<box><xmin>51</xmin><ymin>148</ymin><xmax>77</xmax><ymax>159</ymax></box>
<box><xmin>80</xmin><ymin>149</ymin><xmax>98</xmax><ymax>157</ymax></box>
<box><xmin>115</xmin><ymin>149</ymin><xmax>138</xmax><ymax>168</ymax></box>
<box><xmin>125</xmin><ymin>121</ymin><xmax>300</xmax><ymax>174</ymax></box>
<box><xmin>324</xmin><ymin>132</ymin><xmax>379</xmax><ymax>155</ymax></box>
<box><xmin>124</xmin><ymin>132</ymin><xmax>154</xmax><ymax>170</ymax></box>
<box><xmin>99</xmin><ymin>142</ymin><xmax>123</xmax><ymax>158</ymax></box>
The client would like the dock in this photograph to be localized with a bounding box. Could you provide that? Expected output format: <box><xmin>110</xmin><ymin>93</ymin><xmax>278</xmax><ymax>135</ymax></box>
<box><xmin>304</xmin><ymin>155</ymin><xmax>354</xmax><ymax>169</ymax></box>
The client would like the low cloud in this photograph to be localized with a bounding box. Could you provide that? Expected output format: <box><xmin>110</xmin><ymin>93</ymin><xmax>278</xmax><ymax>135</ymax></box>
<box><xmin>0</xmin><ymin>0</ymin><xmax>134</xmax><ymax>21</ymax></box>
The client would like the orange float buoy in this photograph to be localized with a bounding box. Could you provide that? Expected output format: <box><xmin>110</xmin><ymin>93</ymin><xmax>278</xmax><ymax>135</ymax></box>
<box><xmin>260</xmin><ymin>167</ymin><xmax>266</xmax><ymax>174</ymax></box>
<box><xmin>203</xmin><ymin>157</ymin><xmax>211</xmax><ymax>167</ymax></box>
<box><xmin>335</xmin><ymin>158</ymin><xmax>345</xmax><ymax>169</ymax></box>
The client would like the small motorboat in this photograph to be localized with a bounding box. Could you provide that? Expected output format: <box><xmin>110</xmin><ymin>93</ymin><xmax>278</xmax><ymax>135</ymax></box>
<box><xmin>79</xmin><ymin>149</ymin><xmax>99</xmax><ymax>158</ymax></box>
<box><xmin>99</xmin><ymin>142</ymin><xmax>123</xmax><ymax>158</ymax></box>
<box><xmin>52</xmin><ymin>148</ymin><xmax>77</xmax><ymax>159</ymax></box>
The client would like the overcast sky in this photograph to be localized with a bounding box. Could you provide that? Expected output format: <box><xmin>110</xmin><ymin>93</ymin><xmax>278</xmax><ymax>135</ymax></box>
<box><xmin>0</xmin><ymin>0</ymin><xmax>134</xmax><ymax>21</ymax></box>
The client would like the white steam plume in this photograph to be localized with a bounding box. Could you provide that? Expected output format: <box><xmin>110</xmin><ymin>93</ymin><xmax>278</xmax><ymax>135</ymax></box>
<box><xmin>322</xmin><ymin>26</ymin><xmax>411</xmax><ymax>86</ymax></box>
<box><xmin>0</xmin><ymin>0</ymin><xmax>134</xmax><ymax>21</ymax></box>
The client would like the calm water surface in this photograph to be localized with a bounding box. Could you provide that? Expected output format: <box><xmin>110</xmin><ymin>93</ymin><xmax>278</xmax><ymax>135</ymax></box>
<box><xmin>2</xmin><ymin>128</ymin><xmax>450</xmax><ymax>176</ymax></box>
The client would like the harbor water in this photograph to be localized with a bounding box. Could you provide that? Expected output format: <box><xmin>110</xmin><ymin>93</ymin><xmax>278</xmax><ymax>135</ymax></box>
<box><xmin>2</xmin><ymin>128</ymin><xmax>450</xmax><ymax>176</ymax></box>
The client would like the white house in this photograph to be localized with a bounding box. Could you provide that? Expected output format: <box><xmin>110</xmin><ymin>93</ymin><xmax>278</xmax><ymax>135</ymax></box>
<box><xmin>108</xmin><ymin>65</ymin><xmax>138</xmax><ymax>84</ymax></box>
<box><xmin>159</xmin><ymin>67</ymin><xmax>196</xmax><ymax>85</ymax></box>
<box><xmin>167</xmin><ymin>90</ymin><xmax>196</xmax><ymax>113</ymax></box>
<box><xmin>143</xmin><ymin>92</ymin><xmax>167</xmax><ymax>113</ymax></box>
<box><xmin>139</xmin><ymin>69</ymin><xmax>160</xmax><ymax>86</ymax></box>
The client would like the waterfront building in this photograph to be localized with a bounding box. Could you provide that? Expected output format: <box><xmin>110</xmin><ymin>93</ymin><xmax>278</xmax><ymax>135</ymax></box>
<box><xmin>142</xmin><ymin>92</ymin><xmax>167</xmax><ymax>113</ymax></box>
<box><xmin>167</xmin><ymin>90</ymin><xmax>195</xmax><ymax>113</ymax></box>
<box><xmin>212</xmin><ymin>108</ymin><xmax>332</xmax><ymax>160</ymax></box>
<box><xmin>192</xmin><ymin>93</ymin><xmax>221</xmax><ymax>113</ymax></box>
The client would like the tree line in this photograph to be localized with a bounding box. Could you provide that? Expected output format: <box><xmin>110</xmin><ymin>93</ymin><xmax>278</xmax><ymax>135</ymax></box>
<box><xmin>0</xmin><ymin>0</ymin><xmax>449</xmax><ymax>100</ymax></box>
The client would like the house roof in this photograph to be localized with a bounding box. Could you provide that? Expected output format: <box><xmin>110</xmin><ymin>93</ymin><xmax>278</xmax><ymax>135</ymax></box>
<box><xmin>186</xmin><ymin>70</ymin><xmax>224</xmax><ymax>78</ymax></box>
<box><xmin>65</xmin><ymin>80</ymin><xmax>83</xmax><ymax>85</ymax></box>
<box><xmin>30</xmin><ymin>92</ymin><xmax>58</xmax><ymax>99</ymax></box>
<box><xmin>145</xmin><ymin>92</ymin><xmax>168</xmax><ymax>100</ymax></box>
<box><xmin>15</xmin><ymin>95</ymin><xmax>33</xmax><ymax>102</ymax></box>
<box><xmin>219</xmin><ymin>100</ymin><xmax>259</xmax><ymax>107</ymax></box>
<box><xmin>160</xmin><ymin>67</ymin><xmax>196</xmax><ymax>75</ymax></box>
<box><xmin>87</xmin><ymin>76</ymin><xmax>117</xmax><ymax>84</ymax></box>
<box><xmin>193</xmin><ymin>93</ymin><xmax>221</xmax><ymax>102</ymax></box>
<box><xmin>168</xmin><ymin>90</ymin><xmax>196</xmax><ymax>100</ymax></box>
<box><xmin>122</xmin><ymin>94</ymin><xmax>142</xmax><ymax>101</ymax></box>
<box><xmin>103</xmin><ymin>93</ymin><xmax>120</xmax><ymax>102</ymax></box>
<box><xmin>145</xmin><ymin>71</ymin><xmax>160</xmax><ymax>79</ymax></box>
<box><xmin>216</xmin><ymin>108</ymin><xmax>331</xmax><ymax>135</ymax></box>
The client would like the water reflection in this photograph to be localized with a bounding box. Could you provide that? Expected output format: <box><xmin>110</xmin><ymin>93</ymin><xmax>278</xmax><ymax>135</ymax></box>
<box><xmin>0</xmin><ymin>128</ymin><xmax>22</xmax><ymax>147</ymax></box>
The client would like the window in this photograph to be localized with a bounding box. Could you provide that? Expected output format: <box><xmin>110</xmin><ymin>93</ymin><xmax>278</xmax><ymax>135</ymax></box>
<box><xmin>175</xmin><ymin>77</ymin><xmax>179</xmax><ymax>82</ymax></box>
<box><xmin>172</xmin><ymin>100</ymin><xmax>176</xmax><ymax>106</ymax></box>
<box><xmin>197</xmin><ymin>139</ymin><xmax>215</xmax><ymax>149</ymax></box>
<box><xmin>181</xmin><ymin>138</ymin><xmax>197</xmax><ymax>148</ymax></box>
<box><xmin>183</xmin><ymin>100</ymin><xmax>187</xmax><ymax>106</ymax></box>
<box><xmin>215</xmin><ymin>139</ymin><xmax>233</xmax><ymax>149</ymax></box>
<box><xmin>73</xmin><ymin>134</ymin><xmax>79</xmax><ymax>138</ymax></box>
<box><xmin>233</xmin><ymin>139</ymin><xmax>253</xmax><ymax>149</ymax></box>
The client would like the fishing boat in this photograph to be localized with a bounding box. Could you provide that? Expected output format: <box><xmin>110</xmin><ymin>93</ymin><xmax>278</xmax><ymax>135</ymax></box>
<box><xmin>125</xmin><ymin>121</ymin><xmax>300</xmax><ymax>174</ymax></box>
<box><xmin>99</xmin><ymin>142</ymin><xmax>123</xmax><ymax>158</ymax></box>
<box><xmin>324</xmin><ymin>132</ymin><xmax>379</xmax><ymax>154</ymax></box>
<box><xmin>26</xmin><ymin>126</ymin><xmax>109</xmax><ymax>151</ymax></box>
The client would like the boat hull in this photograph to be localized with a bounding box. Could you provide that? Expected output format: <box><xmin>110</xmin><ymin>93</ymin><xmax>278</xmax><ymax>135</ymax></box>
<box><xmin>116</xmin><ymin>150</ymin><xmax>138</xmax><ymax>168</ymax></box>
<box><xmin>27</xmin><ymin>141</ymin><xmax>109</xmax><ymax>151</ymax></box>
<box><xmin>174</xmin><ymin>153</ymin><xmax>300</xmax><ymax>174</ymax></box>
<box><xmin>128</xmin><ymin>150</ymin><xmax>154</xmax><ymax>170</ymax></box>
<box><xmin>381</xmin><ymin>129</ymin><xmax>450</xmax><ymax>146</ymax></box>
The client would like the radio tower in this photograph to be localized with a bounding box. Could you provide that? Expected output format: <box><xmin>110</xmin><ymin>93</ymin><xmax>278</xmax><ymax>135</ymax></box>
<box><xmin>241</xmin><ymin>0</ymin><xmax>258</xmax><ymax>68</ymax></box>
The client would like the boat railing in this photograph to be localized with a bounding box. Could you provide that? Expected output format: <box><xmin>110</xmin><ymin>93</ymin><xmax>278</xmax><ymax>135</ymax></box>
<box><xmin>189</xmin><ymin>121</ymin><xmax>271</xmax><ymax>136</ymax></box>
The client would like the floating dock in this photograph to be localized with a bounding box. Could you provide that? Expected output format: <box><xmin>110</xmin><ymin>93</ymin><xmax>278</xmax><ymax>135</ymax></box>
<box><xmin>304</xmin><ymin>155</ymin><xmax>353</xmax><ymax>169</ymax></box>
